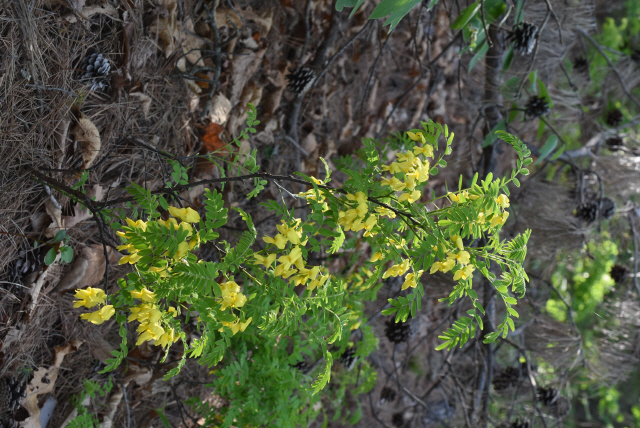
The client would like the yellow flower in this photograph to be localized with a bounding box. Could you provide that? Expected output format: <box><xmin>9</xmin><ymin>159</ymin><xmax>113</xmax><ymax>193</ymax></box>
<box><xmin>381</xmin><ymin>162</ymin><xmax>402</xmax><ymax>174</ymax></box>
<box><xmin>174</xmin><ymin>241</ymin><xmax>189</xmax><ymax>260</ymax></box>
<box><xmin>254</xmin><ymin>253</ymin><xmax>277</xmax><ymax>268</ymax></box>
<box><xmin>402</xmin><ymin>270</ymin><xmax>423</xmax><ymax>290</ymax></box>
<box><xmin>125</xmin><ymin>218</ymin><xmax>147</xmax><ymax>231</ymax></box>
<box><xmin>455</xmin><ymin>250</ymin><xmax>470</xmax><ymax>265</ymax></box>
<box><xmin>451</xmin><ymin>235</ymin><xmax>464</xmax><ymax>250</ymax></box>
<box><xmin>219</xmin><ymin>317</ymin><xmax>252</xmax><ymax>335</ymax></box>
<box><xmin>189</xmin><ymin>232</ymin><xmax>200</xmax><ymax>250</ymax></box>
<box><xmin>177</xmin><ymin>221</ymin><xmax>193</xmax><ymax>236</ymax></box>
<box><xmin>263</xmin><ymin>234</ymin><xmax>288</xmax><ymax>250</ymax></box>
<box><xmin>219</xmin><ymin>281</ymin><xmax>247</xmax><ymax>311</ymax></box>
<box><xmin>375</xmin><ymin>207</ymin><xmax>396</xmax><ymax>218</ymax></box>
<box><xmin>407</xmin><ymin>131</ymin><xmax>426</xmax><ymax>143</ymax></box>
<box><xmin>398</xmin><ymin>190</ymin><xmax>421</xmax><ymax>204</ymax></box>
<box><xmin>158</xmin><ymin>217</ymin><xmax>179</xmax><ymax>230</ymax></box>
<box><xmin>477</xmin><ymin>212</ymin><xmax>486</xmax><ymax>224</ymax></box>
<box><xmin>131</xmin><ymin>288</ymin><xmax>156</xmax><ymax>303</ymax></box>
<box><xmin>440</xmin><ymin>258</ymin><xmax>456</xmax><ymax>273</ymax></box>
<box><xmin>128</xmin><ymin>303</ymin><xmax>163</xmax><ymax>324</ymax></box>
<box><xmin>73</xmin><ymin>287</ymin><xmax>107</xmax><ymax>308</ymax></box>
<box><xmin>413</xmin><ymin>144</ymin><xmax>434</xmax><ymax>158</ymax></box>
<box><xmin>119</xmin><ymin>252</ymin><xmax>142</xmax><ymax>265</ymax></box>
<box><xmin>430</xmin><ymin>261</ymin><xmax>442</xmax><ymax>274</ymax></box>
<box><xmin>448</xmin><ymin>192</ymin><xmax>461</xmax><ymax>203</ymax></box>
<box><xmin>453</xmin><ymin>265</ymin><xmax>475</xmax><ymax>281</ymax></box>
<box><xmin>490</xmin><ymin>212</ymin><xmax>509</xmax><ymax>227</ymax></box>
<box><xmin>381</xmin><ymin>177</ymin><xmax>406</xmax><ymax>191</ymax></box>
<box><xmin>383</xmin><ymin>259</ymin><xmax>411</xmax><ymax>279</ymax></box>
<box><xmin>277</xmin><ymin>246</ymin><xmax>303</xmax><ymax>271</ymax></box>
<box><xmin>495</xmin><ymin>194</ymin><xmax>510</xmax><ymax>209</ymax></box>
<box><xmin>307</xmin><ymin>274</ymin><xmax>329</xmax><ymax>292</ymax></box>
<box><xmin>168</xmin><ymin>206</ymin><xmax>201</xmax><ymax>223</ymax></box>
<box><xmin>274</xmin><ymin>264</ymin><xmax>297</xmax><ymax>278</ymax></box>
<box><xmin>136</xmin><ymin>322</ymin><xmax>165</xmax><ymax>345</ymax></box>
<box><xmin>168</xmin><ymin>307</ymin><xmax>178</xmax><ymax>317</ymax></box>
<box><xmin>154</xmin><ymin>328</ymin><xmax>177</xmax><ymax>347</ymax></box>
<box><xmin>80</xmin><ymin>305</ymin><xmax>115</xmax><ymax>325</ymax></box>
<box><xmin>346</xmin><ymin>191</ymin><xmax>368</xmax><ymax>205</ymax></box>
<box><xmin>370</xmin><ymin>251</ymin><xmax>383</xmax><ymax>263</ymax></box>
<box><xmin>116</xmin><ymin>243</ymin><xmax>134</xmax><ymax>252</ymax></box>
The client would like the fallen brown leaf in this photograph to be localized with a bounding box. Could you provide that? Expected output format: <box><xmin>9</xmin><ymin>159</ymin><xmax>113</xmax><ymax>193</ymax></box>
<box><xmin>20</xmin><ymin>340</ymin><xmax>83</xmax><ymax>428</ymax></box>
<box><xmin>130</xmin><ymin>92</ymin><xmax>152</xmax><ymax>118</ymax></box>
<box><xmin>149</xmin><ymin>0</ymin><xmax>180</xmax><ymax>58</ymax></box>
<box><xmin>54</xmin><ymin>244</ymin><xmax>120</xmax><ymax>294</ymax></box>
<box><xmin>71</xmin><ymin>113</ymin><xmax>101</xmax><ymax>169</ymax></box>
<box><xmin>201</xmin><ymin>122</ymin><xmax>226</xmax><ymax>154</ymax></box>
<box><xmin>62</xmin><ymin>184</ymin><xmax>104</xmax><ymax>229</ymax></box>
<box><xmin>44</xmin><ymin>199</ymin><xmax>64</xmax><ymax>239</ymax></box>
<box><xmin>60</xmin><ymin>3</ymin><xmax>118</xmax><ymax>24</ymax></box>
<box><xmin>229</xmin><ymin>49</ymin><xmax>266</xmax><ymax>107</ymax></box>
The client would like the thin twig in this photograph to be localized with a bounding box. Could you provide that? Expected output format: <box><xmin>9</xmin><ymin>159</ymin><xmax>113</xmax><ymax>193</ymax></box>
<box><xmin>577</xmin><ymin>29</ymin><xmax>640</xmax><ymax>109</ymax></box>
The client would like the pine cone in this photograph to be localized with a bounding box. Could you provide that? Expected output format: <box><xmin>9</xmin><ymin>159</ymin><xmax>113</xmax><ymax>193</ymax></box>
<box><xmin>380</xmin><ymin>386</ymin><xmax>397</xmax><ymax>403</ymax></box>
<box><xmin>525</xmin><ymin>96</ymin><xmax>550</xmax><ymax>119</ymax></box>
<box><xmin>536</xmin><ymin>386</ymin><xmax>559</xmax><ymax>406</ymax></box>
<box><xmin>78</xmin><ymin>52</ymin><xmax>110</xmax><ymax>91</ymax></box>
<box><xmin>605</xmin><ymin>109</ymin><xmax>623</xmax><ymax>127</ymax></box>
<box><xmin>606</xmin><ymin>136</ymin><xmax>623</xmax><ymax>148</ymax></box>
<box><xmin>0</xmin><ymin>417</ymin><xmax>18</xmax><ymax>428</ymax></box>
<box><xmin>511</xmin><ymin>22</ymin><xmax>539</xmax><ymax>55</ymax></box>
<box><xmin>3</xmin><ymin>248</ymin><xmax>39</xmax><ymax>287</ymax></box>
<box><xmin>610</xmin><ymin>264</ymin><xmax>628</xmax><ymax>284</ymax></box>
<box><xmin>0</xmin><ymin>377</ymin><xmax>27</xmax><ymax>415</ymax></box>
<box><xmin>601</xmin><ymin>197</ymin><xmax>616</xmax><ymax>220</ymax></box>
<box><xmin>573</xmin><ymin>56</ymin><xmax>589</xmax><ymax>73</ymax></box>
<box><xmin>493</xmin><ymin>366</ymin><xmax>523</xmax><ymax>391</ymax></box>
<box><xmin>339</xmin><ymin>347</ymin><xmax>357</xmax><ymax>369</ymax></box>
<box><xmin>286</xmin><ymin>67</ymin><xmax>315</xmax><ymax>94</ymax></box>
<box><xmin>384</xmin><ymin>319</ymin><xmax>411</xmax><ymax>344</ymax></box>
<box><xmin>576</xmin><ymin>201</ymin><xmax>598</xmax><ymax>223</ymax></box>
<box><xmin>498</xmin><ymin>419</ymin><xmax>530</xmax><ymax>428</ymax></box>
<box><xmin>391</xmin><ymin>412</ymin><xmax>404</xmax><ymax>427</ymax></box>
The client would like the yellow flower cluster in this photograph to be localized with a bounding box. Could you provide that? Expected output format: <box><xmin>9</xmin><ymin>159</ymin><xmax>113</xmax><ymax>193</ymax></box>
<box><xmin>127</xmin><ymin>288</ymin><xmax>179</xmax><ymax>347</ymax></box>
<box><xmin>380</xmin><ymin>131</ymin><xmax>434</xmax><ymax>204</ymax></box>
<box><xmin>430</xmin><ymin>248</ymin><xmax>475</xmax><ymax>281</ymax></box>
<box><xmin>258</xmin><ymin>217</ymin><xmax>330</xmax><ymax>292</ymax></box>
<box><xmin>219</xmin><ymin>280</ymin><xmax>247</xmax><ymax>311</ymax></box>
<box><xmin>74</xmin><ymin>287</ymin><xmax>115</xmax><ymax>325</ymax></box>
<box><xmin>219</xmin><ymin>317</ymin><xmax>252</xmax><ymax>335</ymax></box>
<box><xmin>117</xmin><ymin>205</ymin><xmax>202</xmax><ymax>266</ymax></box>
<box><xmin>338</xmin><ymin>191</ymin><xmax>377</xmax><ymax>236</ymax></box>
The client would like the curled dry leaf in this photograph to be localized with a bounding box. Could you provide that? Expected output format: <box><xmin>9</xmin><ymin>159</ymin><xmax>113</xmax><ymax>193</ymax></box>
<box><xmin>100</xmin><ymin>382</ymin><xmax>125</xmax><ymax>428</ymax></box>
<box><xmin>60</xmin><ymin>3</ymin><xmax>118</xmax><ymax>24</ymax></box>
<box><xmin>54</xmin><ymin>243</ymin><xmax>120</xmax><ymax>293</ymax></box>
<box><xmin>149</xmin><ymin>0</ymin><xmax>180</xmax><ymax>58</ymax></box>
<box><xmin>181</xmin><ymin>18</ymin><xmax>202</xmax><ymax>65</ymax></box>
<box><xmin>20</xmin><ymin>340</ymin><xmax>83</xmax><ymax>428</ymax></box>
<box><xmin>71</xmin><ymin>113</ymin><xmax>101</xmax><ymax>169</ymax></box>
<box><xmin>62</xmin><ymin>184</ymin><xmax>104</xmax><ymax>229</ymax></box>
<box><xmin>230</xmin><ymin>49</ymin><xmax>266</xmax><ymax>107</ymax></box>
<box><xmin>209</xmin><ymin>93</ymin><xmax>232</xmax><ymax>125</ymax></box>
<box><xmin>130</xmin><ymin>92</ymin><xmax>152</xmax><ymax>118</ymax></box>
<box><xmin>44</xmin><ymin>199</ymin><xmax>64</xmax><ymax>239</ymax></box>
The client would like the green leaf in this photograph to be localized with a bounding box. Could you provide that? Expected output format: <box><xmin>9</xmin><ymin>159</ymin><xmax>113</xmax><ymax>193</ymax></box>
<box><xmin>482</xmin><ymin>119</ymin><xmax>506</xmax><ymax>147</ymax></box>
<box><xmin>469</xmin><ymin>41</ymin><xmax>489</xmax><ymax>71</ymax></box>
<box><xmin>60</xmin><ymin>246</ymin><xmax>74</xmax><ymax>264</ymax></box>
<box><xmin>52</xmin><ymin>230</ymin><xmax>66</xmax><ymax>244</ymax></box>
<box><xmin>450</xmin><ymin>1</ymin><xmax>481</xmax><ymax>30</ymax></box>
<box><xmin>369</xmin><ymin>0</ymin><xmax>423</xmax><ymax>29</ymax></box>
<box><xmin>44</xmin><ymin>247</ymin><xmax>57</xmax><ymax>265</ymax></box>
<box><xmin>534</xmin><ymin>135</ymin><xmax>558</xmax><ymax>165</ymax></box>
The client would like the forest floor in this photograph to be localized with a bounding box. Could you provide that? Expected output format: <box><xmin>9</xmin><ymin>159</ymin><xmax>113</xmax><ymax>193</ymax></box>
<box><xmin>0</xmin><ymin>0</ymin><xmax>636</xmax><ymax>427</ymax></box>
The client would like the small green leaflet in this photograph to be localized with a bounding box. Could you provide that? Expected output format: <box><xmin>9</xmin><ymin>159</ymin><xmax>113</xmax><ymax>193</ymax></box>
<box><xmin>534</xmin><ymin>135</ymin><xmax>558</xmax><ymax>165</ymax></box>
<box><xmin>469</xmin><ymin>41</ymin><xmax>489</xmax><ymax>71</ymax></box>
<box><xmin>451</xmin><ymin>1</ymin><xmax>480</xmax><ymax>30</ymax></box>
<box><xmin>369</xmin><ymin>0</ymin><xmax>423</xmax><ymax>29</ymax></box>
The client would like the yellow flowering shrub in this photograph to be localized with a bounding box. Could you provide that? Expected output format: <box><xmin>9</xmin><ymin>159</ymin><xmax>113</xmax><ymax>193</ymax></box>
<box><xmin>76</xmin><ymin>118</ymin><xmax>531</xmax><ymax>396</ymax></box>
